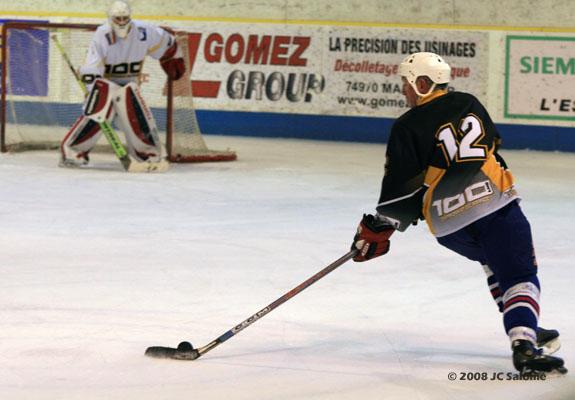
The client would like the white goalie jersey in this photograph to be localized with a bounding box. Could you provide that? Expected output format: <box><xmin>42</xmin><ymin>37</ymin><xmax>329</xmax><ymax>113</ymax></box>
<box><xmin>80</xmin><ymin>20</ymin><xmax>176</xmax><ymax>87</ymax></box>
<box><xmin>61</xmin><ymin>19</ymin><xmax>177</xmax><ymax>167</ymax></box>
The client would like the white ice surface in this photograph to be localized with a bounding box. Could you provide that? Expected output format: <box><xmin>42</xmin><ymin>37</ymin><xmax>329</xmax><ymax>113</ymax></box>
<box><xmin>1</xmin><ymin>136</ymin><xmax>574</xmax><ymax>400</ymax></box>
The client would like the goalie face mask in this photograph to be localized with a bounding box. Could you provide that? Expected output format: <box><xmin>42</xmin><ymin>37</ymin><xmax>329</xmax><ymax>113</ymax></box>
<box><xmin>108</xmin><ymin>0</ymin><xmax>132</xmax><ymax>39</ymax></box>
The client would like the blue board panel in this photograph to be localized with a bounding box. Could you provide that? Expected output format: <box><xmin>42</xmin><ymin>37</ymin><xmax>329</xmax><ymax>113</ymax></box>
<box><xmin>6</xmin><ymin>99</ymin><xmax>575</xmax><ymax>152</ymax></box>
<box><xmin>196</xmin><ymin>110</ymin><xmax>575</xmax><ymax>152</ymax></box>
<box><xmin>0</xmin><ymin>20</ymin><xmax>50</xmax><ymax>96</ymax></box>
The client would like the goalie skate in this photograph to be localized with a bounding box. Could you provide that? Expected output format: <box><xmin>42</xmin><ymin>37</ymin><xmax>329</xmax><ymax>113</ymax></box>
<box><xmin>59</xmin><ymin>153</ymin><xmax>90</xmax><ymax>168</ymax></box>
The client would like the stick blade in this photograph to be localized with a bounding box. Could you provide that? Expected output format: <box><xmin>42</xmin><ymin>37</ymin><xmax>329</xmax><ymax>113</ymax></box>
<box><xmin>127</xmin><ymin>159</ymin><xmax>170</xmax><ymax>173</ymax></box>
<box><xmin>145</xmin><ymin>346</ymin><xmax>200</xmax><ymax>360</ymax></box>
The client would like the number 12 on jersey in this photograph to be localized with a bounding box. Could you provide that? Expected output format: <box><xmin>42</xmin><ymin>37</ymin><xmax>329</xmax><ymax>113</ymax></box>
<box><xmin>436</xmin><ymin>114</ymin><xmax>488</xmax><ymax>165</ymax></box>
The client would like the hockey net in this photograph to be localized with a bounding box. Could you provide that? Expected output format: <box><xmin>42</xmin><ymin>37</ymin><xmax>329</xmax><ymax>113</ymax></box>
<box><xmin>0</xmin><ymin>21</ymin><xmax>236</xmax><ymax>162</ymax></box>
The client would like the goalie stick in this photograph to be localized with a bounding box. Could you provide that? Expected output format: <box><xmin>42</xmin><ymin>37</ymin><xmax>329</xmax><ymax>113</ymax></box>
<box><xmin>51</xmin><ymin>34</ymin><xmax>169</xmax><ymax>173</ymax></box>
<box><xmin>145</xmin><ymin>249</ymin><xmax>358</xmax><ymax>360</ymax></box>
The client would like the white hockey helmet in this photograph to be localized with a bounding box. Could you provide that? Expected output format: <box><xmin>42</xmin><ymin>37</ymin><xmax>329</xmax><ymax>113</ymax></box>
<box><xmin>108</xmin><ymin>0</ymin><xmax>132</xmax><ymax>39</ymax></box>
<box><xmin>399</xmin><ymin>52</ymin><xmax>451</xmax><ymax>97</ymax></box>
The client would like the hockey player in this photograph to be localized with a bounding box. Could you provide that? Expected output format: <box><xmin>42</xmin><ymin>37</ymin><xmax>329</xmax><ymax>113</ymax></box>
<box><xmin>60</xmin><ymin>0</ymin><xmax>185</xmax><ymax>167</ymax></box>
<box><xmin>351</xmin><ymin>52</ymin><xmax>566</xmax><ymax>374</ymax></box>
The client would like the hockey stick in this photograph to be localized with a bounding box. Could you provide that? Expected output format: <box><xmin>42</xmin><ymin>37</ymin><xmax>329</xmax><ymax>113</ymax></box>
<box><xmin>145</xmin><ymin>249</ymin><xmax>358</xmax><ymax>360</ymax></box>
<box><xmin>51</xmin><ymin>34</ymin><xmax>168</xmax><ymax>173</ymax></box>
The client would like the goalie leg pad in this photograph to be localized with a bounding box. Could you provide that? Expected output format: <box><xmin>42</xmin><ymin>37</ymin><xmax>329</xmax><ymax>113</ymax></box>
<box><xmin>61</xmin><ymin>79</ymin><xmax>120</xmax><ymax>166</ymax></box>
<box><xmin>60</xmin><ymin>115</ymin><xmax>104</xmax><ymax>165</ymax></box>
<box><xmin>83</xmin><ymin>78</ymin><xmax>117</xmax><ymax>123</ymax></box>
<box><xmin>113</xmin><ymin>82</ymin><xmax>163</xmax><ymax>162</ymax></box>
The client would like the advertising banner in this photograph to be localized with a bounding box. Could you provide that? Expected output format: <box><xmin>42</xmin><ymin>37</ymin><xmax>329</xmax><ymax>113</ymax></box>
<box><xmin>505</xmin><ymin>35</ymin><xmax>575</xmax><ymax>121</ymax></box>
<box><xmin>177</xmin><ymin>22</ymin><xmax>489</xmax><ymax>118</ymax></box>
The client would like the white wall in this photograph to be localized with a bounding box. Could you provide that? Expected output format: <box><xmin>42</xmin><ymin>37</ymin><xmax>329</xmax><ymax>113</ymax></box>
<box><xmin>1</xmin><ymin>0</ymin><xmax>574</xmax><ymax>28</ymax></box>
<box><xmin>2</xmin><ymin>0</ymin><xmax>574</xmax><ymax>150</ymax></box>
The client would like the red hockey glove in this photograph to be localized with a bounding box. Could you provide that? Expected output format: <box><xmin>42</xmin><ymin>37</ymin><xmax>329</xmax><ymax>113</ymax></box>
<box><xmin>160</xmin><ymin>42</ymin><xmax>185</xmax><ymax>80</ymax></box>
<box><xmin>351</xmin><ymin>214</ymin><xmax>395</xmax><ymax>262</ymax></box>
<box><xmin>160</xmin><ymin>56</ymin><xmax>185</xmax><ymax>80</ymax></box>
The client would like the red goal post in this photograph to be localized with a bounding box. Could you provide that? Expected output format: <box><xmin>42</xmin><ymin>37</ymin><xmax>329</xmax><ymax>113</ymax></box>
<box><xmin>0</xmin><ymin>21</ymin><xmax>236</xmax><ymax>163</ymax></box>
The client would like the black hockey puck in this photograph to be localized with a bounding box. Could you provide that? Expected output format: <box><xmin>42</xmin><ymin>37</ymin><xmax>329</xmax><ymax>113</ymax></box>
<box><xmin>177</xmin><ymin>341</ymin><xmax>194</xmax><ymax>352</ymax></box>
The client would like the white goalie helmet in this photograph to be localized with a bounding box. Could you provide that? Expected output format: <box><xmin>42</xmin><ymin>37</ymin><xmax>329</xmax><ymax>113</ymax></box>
<box><xmin>108</xmin><ymin>0</ymin><xmax>132</xmax><ymax>39</ymax></box>
<box><xmin>399</xmin><ymin>52</ymin><xmax>451</xmax><ymax>97</ymax></box>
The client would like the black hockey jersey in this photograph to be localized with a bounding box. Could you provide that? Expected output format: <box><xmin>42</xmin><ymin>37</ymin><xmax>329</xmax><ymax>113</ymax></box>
<box><xmin>376</xmin><ymin>91</ymin><xmax>518</xmax><ymax>237</ymax></box>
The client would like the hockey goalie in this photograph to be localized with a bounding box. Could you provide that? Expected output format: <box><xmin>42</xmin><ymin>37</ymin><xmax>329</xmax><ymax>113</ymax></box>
<box><xmin>60</xmin><ymin>0</ymin><xmax>184</xmax><ymax>170</ymax></box>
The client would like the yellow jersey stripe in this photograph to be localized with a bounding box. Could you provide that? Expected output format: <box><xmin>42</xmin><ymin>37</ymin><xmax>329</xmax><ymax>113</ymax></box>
<box><xmin>481</xmin><ymin>152</ymin><xmax>515</xmax><ymax>193</ymax></box>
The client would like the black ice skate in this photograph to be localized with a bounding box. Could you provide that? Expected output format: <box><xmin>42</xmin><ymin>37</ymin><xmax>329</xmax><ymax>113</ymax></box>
<box><xmin>536</xmin><ymin>327</ymin><xmax>560</xmax><ymax>355</ymax></box>
<box><xmin>512</xmin><ymin>339</ymin><xmax>567</xmax><ymax>375</ymax></box>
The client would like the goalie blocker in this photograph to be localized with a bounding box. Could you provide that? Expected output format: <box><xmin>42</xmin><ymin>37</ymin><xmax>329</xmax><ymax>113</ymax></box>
<box><xmin>61</xmin><ymin>78</ymin><xmax>169</xmax><ymax>171</ymax></box>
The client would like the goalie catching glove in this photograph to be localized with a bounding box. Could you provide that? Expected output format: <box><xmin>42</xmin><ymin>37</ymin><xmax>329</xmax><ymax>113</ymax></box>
<box><xmin>352</xmin><ymin>214</ymin><xmax>395</xmax><ymax>262</ymax></box>
<box><xmin>160</xmin><ymin>41</ymin><xmax>185</xmax><ymax>81</ymax></box>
